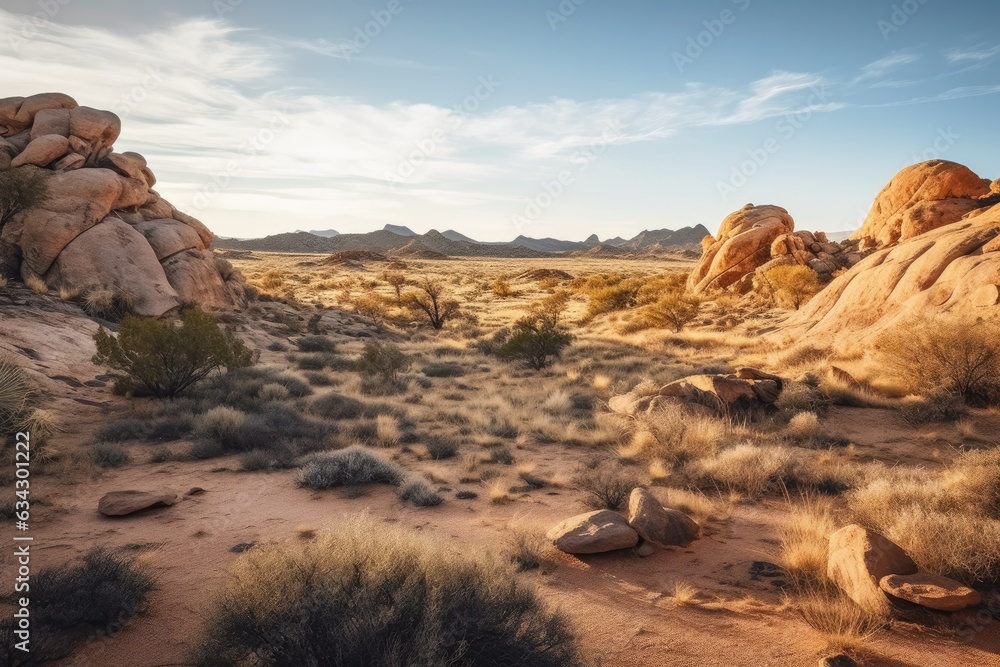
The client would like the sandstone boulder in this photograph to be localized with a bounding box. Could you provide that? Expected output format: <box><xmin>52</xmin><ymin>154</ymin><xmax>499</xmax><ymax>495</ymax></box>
<box><xmin>626</xmin><ymin>488</ymin><xmax>700</xmax><ymax>547</ymax></box>
<box><xmin>689</xmin><ymin>204</ymin><xmax>795</xmax><ymax>293</ymax></box>
<box><xmin>98</xmin><ymin>490</ymin><xmax>178</xmax><ymax>517</ymax></box>
<box><xmin>879</xmin><ymin>572</ymin><xmax>981</xmax><ymax>612</ymax></box>
<box><xmin>852</xmin><ymin>160</ymin><xmax>991</xmax><ymax>248</ymax></box>
<box><xmin>161</xmin><ymin>249</ymin><xmax>231</xmax><ymax>308</ymax></box>
<box><xmin>827</xmin><ymin>525</ymin><xmax>918</xmax><ymax>612</ymax></box>
<box><xmin>136</xmin><ymin>219</ymin><xmax>205</xmax><ymax>260</ymax></box>
<box><xmin>547</xmin><ymin>510</ymin><xmax>639</xmax><ymax>554</ymax></box>
<box><xmin>30</xmin><ymin>108</ymin><xmax>72</xmax><ymax>139</ymax></box>
<box><xmin>611</xmin><ymin>369</ymin><xmax>782</xmax><ymax>417</ymax></box>
<box><xmin>10</xmin><ymin>134</ymin><xmax>68</xmax><ymax>168</ymax></box>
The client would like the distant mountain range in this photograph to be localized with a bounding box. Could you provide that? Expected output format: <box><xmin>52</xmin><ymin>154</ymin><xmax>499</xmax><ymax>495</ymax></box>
<box><xmin>216</xmin><ymin>223</ymin><xmax>711</xmax><ymax>258</ymax></box>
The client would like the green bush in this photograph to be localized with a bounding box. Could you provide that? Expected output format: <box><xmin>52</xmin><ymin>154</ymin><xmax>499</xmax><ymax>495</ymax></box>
<box><xmin>92</xmin><ymin>309</ymin><xmax>257</xmax><ymax>399</ymax></box>
<box><xmin>191</xmin><ymin>518</ymin><xmax>581</xmax><ymax>667</ymax></box>
<box><xmin>0</xmin><ymin>167</ymin><xmax>49</xmax><ymax>228</ymax></box>
<box><xmin>496</xmin><ymin>313</ymin><xmax>572</xmax><ymax>370</ymax></box>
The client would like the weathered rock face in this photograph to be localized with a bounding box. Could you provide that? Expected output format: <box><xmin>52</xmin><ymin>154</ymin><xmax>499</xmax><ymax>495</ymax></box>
<box><xmin>779</xmin><ymin>204</ymin><xmax>1000</xmax><ymax>345</ymax></box>
<box><xmin>0</xmin><ymin>93</ymin><xmax>248</xmax><ymax>316</ymax></box>
<box><xmin>827</xmin><ymin>525</ymin><xmax>918</xmax><ymax>612</ymax></box>
<box><xmin>879</xmin><ymin>572</ymin><xmax>981</xmax><ymax>612</ymax></box>
<box><xmin>626</xmin><ymin>488</ymin><xmax>700</xmax><ymax>547</ymax></box>
<box><xmin>547</xmin><ymin>510</ymin><xmax>639</xmax><ymax>554</ymax></box>
<box><xmin>852</xmin><ymin>160</ymin><xmax>993</xmax><ymax>248</ymax></box>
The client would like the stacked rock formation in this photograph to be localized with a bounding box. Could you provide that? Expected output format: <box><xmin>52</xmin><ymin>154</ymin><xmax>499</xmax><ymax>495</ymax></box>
<box><xmin>687</xmin><ymin>204</ymin><xmax>866</xmax><ymax>294</ymax></box>
<box><xmin>0</xmin><ymin>92</ymin><xmax>248</xmax><ymax>317</ymax></box>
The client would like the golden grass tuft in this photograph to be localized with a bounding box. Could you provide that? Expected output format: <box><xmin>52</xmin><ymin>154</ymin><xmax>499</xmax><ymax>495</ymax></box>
<box><xmin>779</xmin><ymin>495</ymin><xmax>837</xmax><ymax>586</ymax></box>
<box><xmin>25</xmin><ymin>274</ymin><xmax>48</xmax><ymax>294</ymax></box>
<box><xmin>671</xmin><ymin>581</ymin><xmax>701</xmax><ymax>606</ymax></box>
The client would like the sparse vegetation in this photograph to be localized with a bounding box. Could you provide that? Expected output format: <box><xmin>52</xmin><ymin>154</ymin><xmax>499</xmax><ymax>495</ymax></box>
<box><xmin>0</xmin><ymin>355</ymin><xmax>30</xmax><ymax>433</ymax></box>
<box><xmin>298</xmin><ymin>446</ymin><xmax>404</xmax><ymax>489</ymax></box>
<box><xmin>407</xmin><ymin>277</ymin><xmax>462</xmax><ymax>330</ymax></box>
<box><xmin>0</xmin><ymin>166</ymin><xmax>49</xmax><ymax>228</ymax></box>
<box><xmin>575</xmin><ymin>464</ymin><xmax>639</xmax><ymax>510</ymax></box>
<box><xmin>762</xmin><ymin>265</ymin><xmax>820</xmax><ymax>310</ymax></box>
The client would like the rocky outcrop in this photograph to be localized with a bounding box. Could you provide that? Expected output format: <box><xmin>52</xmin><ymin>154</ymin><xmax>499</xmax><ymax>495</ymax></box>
<box><xmin>778</xmin><ymin>204</ymin><xmax>1000</xmax><ymax>345</ymax></box>
<box><xmin>852</xmin><ymin>160</ymin><xmax>993</xmax><ymax>248</ymax></box>
<box><xmin>547</xmin><ymin>510</ymin><xmax>640</xmax><ymax>554</ymax></box>
<box><xmin>827</xmin><ymin>525</ymin><xmax>918</xmax><ymax>612</ymax></box>
<box><xmin>98</xmin><ymin>490</ymin><xmax>178</xmax><ymax>516</ymax></box>
<box><xmin>0</xmin><ymin>93</ymin><xmax>249</xmax><ymax>316</ymax></box>
<box><xmin>610</xmin><ymin>368</ymin><xmax>783</xmax><ymax>417</ymax></box>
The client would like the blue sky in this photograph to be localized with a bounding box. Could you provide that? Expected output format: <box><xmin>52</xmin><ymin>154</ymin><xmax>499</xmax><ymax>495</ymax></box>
<box><xmin>1</xmin><ymin>0</ymin><xmax>997</xmax><ymax>240</ymax></box>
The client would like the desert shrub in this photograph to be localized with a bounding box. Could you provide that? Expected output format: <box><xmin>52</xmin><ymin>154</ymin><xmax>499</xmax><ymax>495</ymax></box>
<box><xmin>492</xmin><ymin>277</ymin><xmax>516</xmax><ymax>297</ymax></box>
<box><xmin>575</xmin><ymin>464</ymin><xmax>640</xmax><ymax>510</ymax></box>
<box><xmin>239</xmin><ymin>446</ymin><xmax>295</xmax><ymax>472</ymax></box>
<box><xmin>899</xmin><ymin>391</ymin><xmax>969</xmax><ymax>425</ymax></box>
<box><xmin>309</xmin><ymin>392</ymin><xmax>366</xmax><ymax>420</ymax></box>
<box><xmin>194</xmin><ymin>406</ymin><xmax>249</xmax><ymax>450</ymax></box>
<box><xmin>583</xmin><ymin>279</ymin><xmax>643</xmax><ymax>320</ymax></box>
<box><xmin>424</xmin><ymin>361</ymin><xmax>465</xmax><ymax>378</ymax></box>
<box><xmin>296</xmin><ymin>335</ymin><xmax>337</xmax><ymax>353</ymax></box>
<box><xmin>352</xmin><ymin>290</ymin><xmax>389</xmax><ymax>325</ymax></box>
<box><xmin>427</xmin><ymin>437</ymin><xmax>460</xmax><ymax>460</ymax></box>
<box><xmin>96</xmin><ymin>417</ymin><xmax>152</xmax><ymax>442</ymax></box>
<box><xmin>686</xmin><ymin>444</ymin><xmax>794</xmax><ymax>498</ymax></box>
<box><xmin>407</xmin><ymin>277</ymin><xmax>462</xmax><ymax>330</ymax></box>
<box><xmin>762</xmin><ymin>265</ymin><xmax>819</xmax><ymax>310</ymax></box>
<box><xmin>90</xmin><ymin>442</ymin><xmax>130</xmax><ymax>468</ymax></box>
<box><xmin>82</xmin><ymin>286</ymin><xmax>137</xmax><ymax>322</ymax></box>
<box><xmin>0</xmin><ymin>167</ymin><xmax>49</xmax><ymax>228</ymax></box>
<box><xmin>496</xmin><ymin>312</ymin><xmax>572</xmax><ymax>371</ymax></box>
<box><xmin>357</xmin><ymin>341</ymin><xmax>411</xmax><ymax>395</ymax></box>
<box><xmin>780</xmin><ymin>496</ymin><xmax>837</xmax><ymax>587</ymax></box>
<box><xmin>191</xmin><ymin>517</ymin><xmax>581</xmax><ymax>667</ymax></box>
<box><xmin>192</xmin><ymin>404</ymin><xmax>332</xmax><ymax>457</ymax></box>
<box><xmin>193</xmin><ymin>367</ymin><xmax>311</xmax><ymax>411</ymax></box>
<box><xmin>258</xmin><ymin>382</ymin><xmax>291</xmax><ymax>402</ymax></box>
<box><xmin>0</xmin><ymin>548</ymin><xmax>152</xmax><ymax>664</ymax></box>
<box><xmin>0</xmin><ymin>355</ymin><xmax>31</xmax><ymax>433</ymax></box>
<box><xmin>380</xmin><ymin>271</ymin><xmax>409</xmax><ymax>305</ymax></box>
<box><xmin>876</xmin><ymin>316</ymin><xmax>1000</xmax><ymax>406</ymax></box>
<box><xmin>190</xmin><ymin>438</ymin><xmax>225</xmax><ymax>459</ymax></box>
<box><xmin>93</xmin><ymin>310</ymin><xmax>257</xmax><ymax>399</ymax></box>
<box><xmin>303</xmin><ymin>370</ymin><xmax>334</xmax><ymax>386</ymax></box>
<box><xmin>397</xmin><ymin>477</ymin><xmax>444</xmax><ymax>506</ymax></box>
<box><xmin>785</xmin><ymin>411</ymin><xmax>821</xmax><ymax>441</ymax></box>
<box><xmin>639</xmin><ymin>291</ymin><xmax>701</xmax><ymax>333</ymax></box>
<box><xmin>637</xmin><ymin>405</ymin><xmax>726</xmax><ymax>464</ymax></box>
<box><xmin>485</xmin><ymin>444</ymin><xmax>515</xmax><ymax>465</ymax></box>
<box><xmin>298</xmin><ymin>446</ymin><xmax>404</xmax><ymax>489</ymax></box>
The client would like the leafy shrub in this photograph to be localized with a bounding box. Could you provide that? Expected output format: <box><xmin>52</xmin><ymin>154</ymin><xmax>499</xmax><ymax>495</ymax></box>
<box><xmin>877</xmin><ymin>316</ymin><xmax>1000</xmax><ymax>406</ymax></box>
<box><xmin>496</xmin><ymin>313</ymin><xmax>572</xmax><ymax>370</ymax></box>
<box><xmin>296</xmin><ymin>335</ymin><xmax>336</xmax><ymax>353</ymax></box>
<box><xmin>762</xmin><ymin>265</ymin><xmax>819</xmax><ymax>310</ymax></box>
<box><xmin>90</xmin><ymin>442</ymin><xmax>130</xmax><ymax>468</ymax></box>
<box><xmin>357</xmin><ymin>341</ymin><xmax>411</xmax><ymax>381</ymax></box>
<box><xmin>298</xmin><ymin>446</ymin><xmax>404</xmax><ymax>489</ymax></box>
<box><xmin>397</xmin><ymin>478</ymin><xmax>444</xmax><ymax>506</ymax></box>
<box><xmin>639</xmin><ymin>291</ymin><xmax>701</xmax><ymax>332</ymax></box>
<box><xmin>0</xmin><ymin>548</ymin><xmax>152</xmax><ymax>664</ymax></box>
<box><xmin>93</xmin><ymin>310</ymin><xmax>257</xmax><ymax>399</ymax></box>
<box><xmin>191</xmin><ymin>517</ymin><xmax>580</xmax><ymax>667</ymax></box>
<box><xmin>0</xmin><ymin>167</ymin><xmax>49</xmax><ymax>228</ymax></box>
<box><xmin>575</xmin><ymin>464</ymin><xmax>639</xmax><ymax>510</ymax></box>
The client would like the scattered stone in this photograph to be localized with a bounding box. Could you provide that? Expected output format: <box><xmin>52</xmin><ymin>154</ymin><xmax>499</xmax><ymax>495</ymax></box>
<box><xmin>185</xmin><ymin>487</ymin><xmax>206</xmax><ymax>496</ymax></box>
<box><xmin>547</xmin><ymin>510</ymin><xmax>639</xmax><ymax>554</ymax></box>
<box><xmin>827</xmin><ymin>524</ymin><xmax>918</xmax><ymax>611</ymax></box>
<box><xmin>626</xmin><ymin>488</ymin><xmax>700</xmax><ymax>547</ymax></box>
<box><xmin>634</xmin><ymin>541</ymin><xmax>656</xmax><ymax>557</ymax></box>
<box><xmin>98</xmin><ymin>490</ymin><xmax>177</xmax><ymax>517</ymax></box>
<box><xmin>880</xmin><ymin>572</ymin><xmax>982</xmax><ymax>612</ymax></box>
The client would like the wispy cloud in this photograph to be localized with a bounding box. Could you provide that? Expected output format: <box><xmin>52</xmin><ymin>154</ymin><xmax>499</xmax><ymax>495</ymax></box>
<box><xmin>852</xmin><ymin>52</ymin><xmax>919</xmax><ymax>85</ymax></box>
<box><xmin>946</xmin><ymin>44</ymin><xmax>1000</xmax><ymax>63</ymax></box>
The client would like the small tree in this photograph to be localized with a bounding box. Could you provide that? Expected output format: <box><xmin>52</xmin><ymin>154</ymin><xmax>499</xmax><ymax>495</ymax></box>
<box><xmin>642</xmin><ymin>291</ymin><xmax>701</xmax><ymax>333</ymax></box>
<box><xmin>0</xmin><ymin>167</ymin><xmax>49</xmax><ymax>228</ymax></box>
<box><xmin>351</xmin><ymin>290</ymin><xmax>388</xmax><ymax>326</ymax></box>
<box><xmin>763</xmin><ymin>265</ymin><xmax>819</xmax><ymax>310</ymax></box>
<box><xmin>356</xmin><ymin>341</ymin><xmax>411</xmax><ymax>395</ymax></box>
<box><xmin>406</xmin><ymin>278</ymin><xmax>461</xmax><ymax>330</ymax></box>
<box><xmin>380</xmin><ymin>271</ymin><xmax>409</xmax><ymax>306</ymax></box>
<box><xmin>93</xmin><ymin>310</ymin><xmax>257</xmax><ymax>399</ymax></box>
<box><xmin>496</xmin><ymin>312</ymin><xmax>573</xmax><ymax>371</ymax></box>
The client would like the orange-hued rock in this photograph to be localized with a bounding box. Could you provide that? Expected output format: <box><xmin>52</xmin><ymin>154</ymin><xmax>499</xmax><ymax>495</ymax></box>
<box><xmin>880</xmin><ymin>572</ymin><xmax>981</xmax><ymax>612</ymax></box>
<box><xmin>627</xmin><ymin>488</ymin><xmax>700</xmax><ymax>547</ymax></box>
<box><xmin>827</xmin><ymin>525</ymin><xmax>918</xmax><ymax>612</ymax></box>
<box><xmin>852</xmin><ymin>160</ymin><xmax>991</xmax><ymax>248</ymax></box>
<box><xmin>547</xmin><ymin>510</ymin><xmax>639</xmax><ymax>554</ymax></box>
<box><xmin>689</xmin><ymin>204</ymin><xmax>794</xmax><ymax>293</ymax></box>
<box><xmin>10</xmin><ymin>133</ymin><xmax>69</xmax><ymax>168</ymax></box>
<box><xmin>779</xmin><ymin>205</ymin><xmax>1000</xmax><ymax>345</ymax></box>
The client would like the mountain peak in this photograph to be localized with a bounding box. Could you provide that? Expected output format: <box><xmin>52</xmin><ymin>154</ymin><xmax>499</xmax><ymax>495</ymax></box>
<box><xmin>585</xmin><ymin>233</ymin><xmax>600</xmax><ymax>244</ymax></box>
<box><xmin>383</xmin><ymin>224</ymin><xmax>416</xmax><ymax>236</ymax></box>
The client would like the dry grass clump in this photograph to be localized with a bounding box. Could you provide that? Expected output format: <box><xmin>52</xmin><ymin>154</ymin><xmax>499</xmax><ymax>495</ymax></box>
<box><xmin>82</xmin><ymin>286</ymin><xmax>136</xmax><ymax>321</ymax></box>
<box><xmin>670</xmin><ymin>581</ymin><xmax>701</xmax><ymax>606</ymax></box>
<box><xmin>784</xmin><ymin>411</ymin><xmax>821</xmax><ymax>441</ymax></box>
<box><xmin>397</xmin><ymin>477</ymin><xmax>444</xmax><ymax>507</ymax></box>
<box><xmin>636</xmin><ymin>405</ymin><xmax>727</xmax><ymax>463</ymax></box>
<box><xmin>575</xmin><ymin>463</ymin><xmax>640</xmax><ymax>510</ymax></box>
<box><xmin>685</xmin><ymin>444</ymin><xmax>794</xmax><ymax>498</ymax></box>
<box><xmin>297</xmin><ymin>446</ymin><xmax>404</xmax><ymax>489</ymax></box>
<box><xmin>24</xmin><ymin>274</ymin><xmax>48</xmax><ymax>294</ymax></box>
<box><xmin>0</xmin><ymin>354</ymin><xmax>31</xmax><ymax>433</ymax></box>
<box><xmin>792</xmin><ymin>584</ymin><xmax>886</xmax><ymax>653</ymax></box>
<box><xmin>192</xmin><ymin>517</ymin><xmax>582</xmax><ymax>667</ymax></box>
<box><xmin>847</xmin><ymin>451</ymin><xmax>1000</xmax><ymax>583</ymax></box>
<box><xmin>779</xmin><ymin>496</ymin><xmax>838</xmax><ymax>586</ymax></box>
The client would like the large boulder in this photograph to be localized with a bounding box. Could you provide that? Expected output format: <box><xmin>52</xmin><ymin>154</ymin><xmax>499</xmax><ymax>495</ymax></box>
<box><xmin>626</xmin><ymin>488</ymin><xmax>700</xmax><ymax>547</ymax></box>
<box><xmin>10</xmin><ymin>134</ymin><xmax>68</xmax><ymax>168</ymax></box>
<box><xmin>611</xmin><ymin>368</ymin><xmax>783</xmax><ymax>417</ymax></box>
<box><xmin>46</xmin><ymin>218</ymin><xmax>181</xmax><ymax>317</ymax></box>
<box><xmin>778</xmin><ymin>206</ymin><xmax>1000</xmax><ymax>346</ymax></box>
<box><xmin>879</xmin><ymin>572</ymin><xmax>981</xmax><ymax>612</ymax></box>
<box><xmin>852</xmin><ymin>160</ymin><xmax>992</xmax><ymax>248</ymax></box>
<box><xmin>135</xmin><ymin>219</ymin><xmax>205</xmax><ymax>260</ymax></box>
<box><xmin>689</xmin><ymin>204</ymin><xmax>795</xmax><ymax>294</ymax></box>
<box><xmin>547</xmin><ymin>510</ymin><xmax>639</xmax><ymax>554</ymax></box>
<box><xmin>161</xmin><ymin>249</ymin><xmax>231</xmax><ymax>308</ymax></box>
<box><xmin>827</xmin><ymin>525</ymin><xmax>918</xmax><ymax>612</ymax></box>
